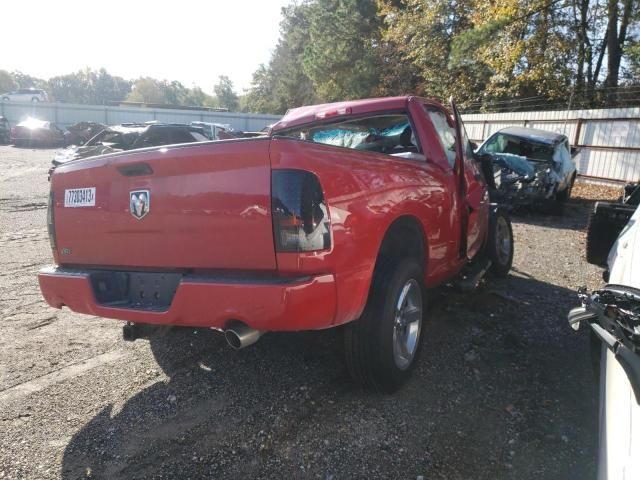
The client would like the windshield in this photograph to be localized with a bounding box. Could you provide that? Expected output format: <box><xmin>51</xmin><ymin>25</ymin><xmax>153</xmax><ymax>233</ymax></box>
<box><xmin>481</xmin><ymin>133</ymin><xmax>555</xmax><ymax>162</ymax></box>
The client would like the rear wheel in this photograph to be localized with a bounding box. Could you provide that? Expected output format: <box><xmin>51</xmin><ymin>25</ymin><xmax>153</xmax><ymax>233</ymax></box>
<box><xmin>31</xmin><ymin>97</ymin><xmax>39</xmax><ymax>103</ymax></box>
<box><xmin>487</xmin><ymin>209</ymin><xmax>514</xmax><ymax>277</ymax></box>
<box><xmin>344</xmin><ymin>257</ymin><xmax>425</xmax><ymax>392</ymax></box>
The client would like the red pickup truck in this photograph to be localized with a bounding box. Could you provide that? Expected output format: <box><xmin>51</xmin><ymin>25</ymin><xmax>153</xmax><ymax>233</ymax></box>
<box><xmin>38</xmin><ymin>96</ymin><xmax>514</xmax><ymax>392</ymax></box>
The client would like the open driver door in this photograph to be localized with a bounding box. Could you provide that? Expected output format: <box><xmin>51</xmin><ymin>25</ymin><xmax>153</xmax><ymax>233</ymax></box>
<box><xmin>450</xmin><ymin>97</ymin><xmax>489</xmax><ymax>261</ymax></box>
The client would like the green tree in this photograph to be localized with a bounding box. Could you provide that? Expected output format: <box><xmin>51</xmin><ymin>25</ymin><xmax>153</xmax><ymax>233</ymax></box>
<box><xmin>160</xmin><ymin>80</ymin><xmax>188</xmax><ymax>105</ymax></box>
<box><xmin>93</xmin><ymin>69</ymin><xmax>131</xmax><ymax>104</ymax></box>
<box><xmin>0</xmin><ymin>70</ymin><xmax>17</xmax><ymax>94</ymax></box>
<box><xmin>48</xmin><ymin>68</ymin><xmax>131</xmax><ymax>104</ymax></box>
<box><xmin>301</xmin><ymin>0</ymin><xmax>382</xmax><ymax>101</ymax></box>
<box><xmin>127</xmin><ymin>77</ymin><xmax>168</xmax><ymax>104</ymax></box>
<box><xmin>11</xmin><ymin>71</ymin><xmax>47</xmax><ymax>89</ymax></box>
<box><xmin>245</xmin><ymin>2</ymin><xmax>323</xmax><ymax>114</ymax></box>
<box><xmin>213</xmin><ymin>75</ymin><xmax>239</xmax><ymax>111</ymax></box>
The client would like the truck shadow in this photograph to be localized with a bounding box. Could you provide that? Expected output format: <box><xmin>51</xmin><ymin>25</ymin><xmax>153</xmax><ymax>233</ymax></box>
<box><xmin>61</xmin><ymin>273</ymin><xmax>598</xmax><ymax>479</ymax></box>
<box><xmin>510</xmin><ymin>201</ymin><xmax>593</xmax><ymax>232</ymax></box>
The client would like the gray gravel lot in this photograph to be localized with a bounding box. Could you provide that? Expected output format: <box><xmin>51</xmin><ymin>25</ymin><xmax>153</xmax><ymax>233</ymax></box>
<box><xmin>0</xmin><ymin>145</ymin><xmax>604</xmax><ymax>479</ymax></box>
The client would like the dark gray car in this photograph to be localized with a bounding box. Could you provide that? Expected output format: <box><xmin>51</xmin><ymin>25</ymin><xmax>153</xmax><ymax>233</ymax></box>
<box><xmin>52</xmin><ymin>123</ymin><xmax>209</xmax><ymax>166</ymax></box>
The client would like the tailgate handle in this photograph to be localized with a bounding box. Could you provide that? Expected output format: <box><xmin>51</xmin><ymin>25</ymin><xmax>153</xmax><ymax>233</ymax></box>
<box><xmin>117</xmin><ymin>163</ymin><xmax>153</xmax><ymax>177</ymax></box>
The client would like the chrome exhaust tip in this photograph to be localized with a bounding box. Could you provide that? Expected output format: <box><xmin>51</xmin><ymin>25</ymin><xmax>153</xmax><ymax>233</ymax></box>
<box><xmin>224</xmin><ymin>321</ymin><xmax>263</xmax><ymax>349</ymax></box>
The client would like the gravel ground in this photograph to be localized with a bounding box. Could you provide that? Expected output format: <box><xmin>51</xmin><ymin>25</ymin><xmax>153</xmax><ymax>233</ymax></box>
<box><xmin>0</xmin><ymin>145</ymin><xmax>614</xmax><ymax>479</ymax></box>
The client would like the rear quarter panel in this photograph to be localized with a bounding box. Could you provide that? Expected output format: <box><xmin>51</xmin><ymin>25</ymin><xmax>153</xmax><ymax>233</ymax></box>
<box><xmin>270</xmin><ymin>137</ymin><xmax>459</xmax><ymax>326</ymax></box>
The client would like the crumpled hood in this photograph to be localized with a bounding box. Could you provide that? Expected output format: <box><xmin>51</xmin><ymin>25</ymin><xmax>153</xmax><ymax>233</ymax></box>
<box><xmin>491</xmin><ymin>153</ymin><xmax>536</xmax><ymax>179</ymax></box>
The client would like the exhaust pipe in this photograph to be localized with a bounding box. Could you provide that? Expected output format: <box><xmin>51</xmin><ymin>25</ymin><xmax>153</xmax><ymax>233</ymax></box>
<box><xmin>224</xmin><ymin>321</ymin><xmax>263</xmax><ymax>349</ymax></box>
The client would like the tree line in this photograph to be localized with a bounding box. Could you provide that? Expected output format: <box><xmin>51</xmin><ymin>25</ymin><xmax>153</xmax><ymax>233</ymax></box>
<box><xmin>1</xmin><ymin>0</ymin><xmax>638</xmax><ymax>114</ymax></box>
<box><xmin>0</xmin><ymin>69</ymin><xmax>241</xmax><ymax>111</ymax></box>
<box><xmin>244</xmin><ymin>0</ymin><xmax>639</xmax><ymax>113</ymax></box>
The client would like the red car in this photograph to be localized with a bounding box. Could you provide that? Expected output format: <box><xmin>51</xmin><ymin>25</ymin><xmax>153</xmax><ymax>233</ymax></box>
<box><xmin>11</xmin><ymin>118</ymin><xmax>64</xmax><ymax>147</ymax></box>
<box><xmin>39</xmin><ymin>96</ymin><xmax>514</xmax><ymax>391</ymax></box>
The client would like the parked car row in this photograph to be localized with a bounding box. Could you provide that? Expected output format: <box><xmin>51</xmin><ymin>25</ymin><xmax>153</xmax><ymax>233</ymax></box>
<box><xmin>52</xmin><ymin>123</ymin><xmax>210</xmax><ymax>166</ymax></box>
<box><xmin>11</xmin><ymin>118</ymin><xmax>65</xmax><ymax>147</ymax></box>
<box><xmin>1</xmin><ymin>110</ymin><xmax>579</xmax><ymax>216</ymax></box>
<box><xmin>0</xmin><ymin>117</ymin><xmax>73</xmax><ymax>147</ymax></box>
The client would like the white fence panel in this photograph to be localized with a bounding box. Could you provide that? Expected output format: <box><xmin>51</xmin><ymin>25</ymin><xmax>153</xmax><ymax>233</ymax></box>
<box><xmin>0</xmin><ymin>101</ymin><xmax>281</xmax><ymax>132</ymax></box>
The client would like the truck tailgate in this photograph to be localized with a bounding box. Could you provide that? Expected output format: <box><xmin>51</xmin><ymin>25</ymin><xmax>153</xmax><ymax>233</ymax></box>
<box><xmin>51</xmin><ymin>139</ymin><xmax>276</xmax><ymax>271</ymax></box>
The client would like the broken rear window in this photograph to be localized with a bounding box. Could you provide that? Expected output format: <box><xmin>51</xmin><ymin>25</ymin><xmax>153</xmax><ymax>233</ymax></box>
<box><xmin>277</xmin><ymin>114</ymin><xmax>421</xmax><ymax>157</ymax></box>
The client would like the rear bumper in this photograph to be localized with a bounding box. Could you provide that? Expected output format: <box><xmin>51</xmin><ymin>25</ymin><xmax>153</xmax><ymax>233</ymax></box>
<box><xmin>38</xmin><ymin>266</ymin><xmax>337</xmax><ymax>331</ymax></box>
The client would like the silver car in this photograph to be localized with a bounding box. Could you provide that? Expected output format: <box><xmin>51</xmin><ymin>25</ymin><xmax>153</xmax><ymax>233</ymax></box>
<box><xmin>476</xmin><ymin>126</ymin><xmax>578</xmax><ymax>212</ymax></box>
<box><xmin>1</xmin><ymin>88</ymin><xmax>49</xmax><ymax>103</ymax></box>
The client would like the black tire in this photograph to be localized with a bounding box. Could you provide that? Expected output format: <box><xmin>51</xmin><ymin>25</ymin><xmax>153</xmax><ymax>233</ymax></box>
<box><xmin>487</xmin><ymin>208</ymin><xmax>514</xmax><ymax>277</ymax></box>
<box><xmin>31</xmin><ymin>97</ymin><xmax>39</xmax><ymax>103</ymax></box>
<box><xmin>541</xmin><ymin>192</ymin><xmax>565</xmax><ymax>215</ymax></box>
<box><xmin>344</xmin><ymin>257</ymin><xmax>425</xmax><ymax>392</ymax></box>
<box><xmin>585</xmin><ymin>203</ymin><xmax>628</xmax><ymax>266</ymax></box>
<box><xmin>1</xmin><ymin>96</ymin><xmax>9</xmax><ymax>101</ymax></box>
<box><xmin>556</xmin><ymin>174</ymin><xmax>575</xmax><ymax>202</ymax></box>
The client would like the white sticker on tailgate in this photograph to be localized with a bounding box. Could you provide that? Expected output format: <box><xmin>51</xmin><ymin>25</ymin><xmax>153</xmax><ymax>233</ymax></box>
<box><xmin>64</xmin><ymin>188</ymin><xmax>96</xmax><ymax>207</ymax></box>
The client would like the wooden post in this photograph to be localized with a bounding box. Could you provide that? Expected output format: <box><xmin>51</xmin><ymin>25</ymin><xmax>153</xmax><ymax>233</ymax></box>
<box><xmin>573</xmin><ymin>118</ymin><xmax>583</xmax><ymax>147</ymax></box>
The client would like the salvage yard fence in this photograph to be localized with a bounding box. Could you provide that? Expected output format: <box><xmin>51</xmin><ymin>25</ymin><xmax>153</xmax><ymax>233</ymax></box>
<box><xmin>1</xmin><ymin>101</ymin><xmax>639</xmax><ymax>183</ymax></box>
<box><xmin>462</xmin><ymin>107</ymin><xmax>640</xmax><ymax>183</ymax></box>
<box><xmin>0</xmin><ymin>101</ymin><xmax>281</xmax><ymax>134</ymax></box>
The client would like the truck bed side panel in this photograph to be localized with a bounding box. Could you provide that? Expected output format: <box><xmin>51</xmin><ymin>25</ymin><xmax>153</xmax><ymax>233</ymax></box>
<box><xmin>270</xmin><ymin>138</ymin><xmax>458</xmax><ymax>325</ymax></box>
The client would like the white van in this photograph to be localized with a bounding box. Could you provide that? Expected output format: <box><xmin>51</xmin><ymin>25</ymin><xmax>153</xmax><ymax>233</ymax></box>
<box><xmin>1</xmin><ymin>88</ymin><xmax>49</xmax><ymax>103</ymax></box>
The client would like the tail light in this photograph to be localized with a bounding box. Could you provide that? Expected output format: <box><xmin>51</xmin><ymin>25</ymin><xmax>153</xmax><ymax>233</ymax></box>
<box><xmin>47</xmin><ymin>191</ymin><xmax>56</xmax><ymax>252</ymax></box>
<box><xmin>271</xmin><ymin>169</ymin><xmax>331</xmax><ymax>252</ymax></box>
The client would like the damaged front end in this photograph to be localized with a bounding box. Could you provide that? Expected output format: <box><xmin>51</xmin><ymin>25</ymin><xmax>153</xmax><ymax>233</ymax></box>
<box><xmin>569</xmin><ymin>285</ymin><xmax>640</xmax><ymax>404</ymax></box>
<box><xmin>476</xmin><ymin>127</ymin><xmax>576</xmax><ymax>211</ymax></box>
<box><xmin>488</xmin><ymin>153</ymin><xmax>560</xmax><ymax>208</ymax></box>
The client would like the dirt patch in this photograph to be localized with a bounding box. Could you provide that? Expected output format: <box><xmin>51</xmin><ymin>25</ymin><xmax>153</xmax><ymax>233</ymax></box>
<box><xmin>572</xmin><ymin>181</ymin><xmax>623</xmax><ymax>202</ymax></box>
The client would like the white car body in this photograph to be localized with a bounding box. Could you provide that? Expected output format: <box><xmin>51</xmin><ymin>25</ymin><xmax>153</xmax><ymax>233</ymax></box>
<box><xmin>598</xmin><ymin>206</ymin><xmax>640</xmax><ymax>480</ymax></box>
<box><xmin>1</xmin><ymin>89</ymin><xmax>49</xmax><ymax>103</ymax></box>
